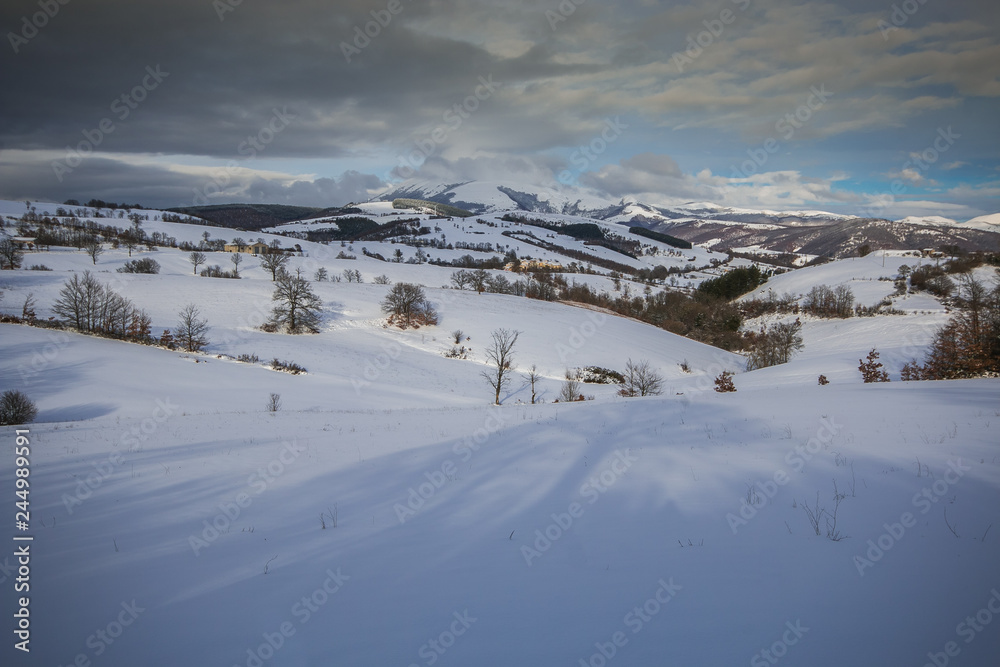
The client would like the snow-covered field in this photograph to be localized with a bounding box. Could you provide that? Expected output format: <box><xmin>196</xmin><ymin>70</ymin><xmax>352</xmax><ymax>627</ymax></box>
<box><xmin>1</xmin><ymin>210</ymin><xmax>999</xmax><ymax>666</ymax></box>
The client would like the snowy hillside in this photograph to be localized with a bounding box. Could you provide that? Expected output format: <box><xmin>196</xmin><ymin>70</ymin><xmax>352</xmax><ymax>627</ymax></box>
<box><xmin>1</xmin><ymin>202</ymin><xmax>999</xmax><ymax>667</ymax></box>
<box><xmin>897</xmin><ymin>215</ymin><xmax>958</xmax><ymax>227</ymax></box>
<box><xmin>963</xmin><ymin>212</ymin><xmax>1000</xmax><ymax>232</ymax></box>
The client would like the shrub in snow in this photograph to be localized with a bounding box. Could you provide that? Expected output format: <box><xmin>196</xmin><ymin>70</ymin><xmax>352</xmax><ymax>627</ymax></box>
<box><xmin>0</xmin><ymin>390</ymin><xmax>38</xmax><ymax>426</ymax></box>
<box><xmin>818</xmin><ymin>374</ymin><xmax>830</xmax><ymax>386</ymax></box>
<box><xmin>714</xmin><ymin>371</ymin><xmax>736</xmax><ymax>393</ymax></box>
<box><xmin>576</xmin><ymin>366</ymin><xmax>625</xmax><ymax>385</ymax></box>
<box><xmin>443</xmin><ymin>345</ymin><xmax>469</xmax><ymax>359</ymax></box>
<box><xmin>271</xmin><ymin>358</ymin><xmax>306</xmax><ymax>374</ymax></box>
<box><xmin>117</xmin><ymin>257</ymin><xmax>160</xmax><ymax>274</ymax></box>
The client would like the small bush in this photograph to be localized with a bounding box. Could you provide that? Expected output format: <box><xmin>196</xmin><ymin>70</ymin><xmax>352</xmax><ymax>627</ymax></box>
<box><xmin>374</xmin><ymin>274</ymin><xmax>391</xmax><ymax>285</ymax></box>
<box><xmin>451</xmin><ymin>329</ymin><xmax>465</xmax><ymax>344</ymax></box>
<box><xmin>818</xmin><ymin>374</ymin><xmax>829</xmax><ymax>385</ymax></box>
<box><xmin>237</xmin><ymin>353</ymin><xmax>260</xmax><ymax>364</ymax></box>
<box><xmin>0</xmin><ymin>390</ymin><xmax>38</xmax><ymax>425</ymax></box>
<box><xmin>117</xmin><ymin>257</ymin><xmax>160</xmax><ymax>274</ymax></box>
<box><xmin>266</xmin><ymin>393</ymin><xmax>281</xmax><ymax>412</ymax></box>
<box><xmin>271</xmin><ymin>358</ymin><xmax>306</xmax><ymax>374</ymax></box>
<box><xmin>714</xmin><ymin>371</ymin><xmax>736</xmax><ymax>393</ymax></box>
<box><xmin>28</xmin><ymin>264</ymin><xmax>52</xmax><ymax>271</ymax></box>
<box><xmin>576</xmin><ymin>366</ymin><xmax>626</xmax><ymax>385</ymax></box>
<box><xmin>444</xmin><ymin>345</ymin><xmax>470</xmax><ymax>359</ymax></box>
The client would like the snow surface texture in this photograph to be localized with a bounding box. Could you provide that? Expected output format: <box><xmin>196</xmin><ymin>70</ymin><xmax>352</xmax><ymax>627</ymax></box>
<box><xmin>1</xmin><ymin>204</ymin><xmax>999</xmax><ymax>666</ymax></box>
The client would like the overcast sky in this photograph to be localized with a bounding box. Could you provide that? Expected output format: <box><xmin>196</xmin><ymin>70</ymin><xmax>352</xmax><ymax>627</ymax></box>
<box><xmin>1</xmin><ymin>0</ymin><xmax>997</xmax><ymax>219</ymax></box>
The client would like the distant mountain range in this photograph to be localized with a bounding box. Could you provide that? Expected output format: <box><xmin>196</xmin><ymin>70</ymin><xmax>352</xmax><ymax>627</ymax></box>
<box><xmin>377</xmin><ymin>180</ymin><xmax>1000</xmax><ymax>259</ymax></box>
<box><xmin>154</xmin><ymin>180</ymin><xmax>999</xmax><ymax>259</ymax></box>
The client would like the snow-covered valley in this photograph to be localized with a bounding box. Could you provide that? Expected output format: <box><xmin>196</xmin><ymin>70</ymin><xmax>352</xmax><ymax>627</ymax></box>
<box><xmin>1</xmin><ymin>200</ymin><xmax>998</xmax><ymax>667</ymax></box>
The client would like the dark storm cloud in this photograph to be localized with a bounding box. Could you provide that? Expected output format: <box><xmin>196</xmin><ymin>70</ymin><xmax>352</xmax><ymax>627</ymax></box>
<box><xmin>1</xmin><ymin>0</ymin><xmax>998</xmax><ymax>214</ymax></box>
<box><xmin>0</xmin><ymin>152</ymin><xmax>385</xmax><ymax>208</ymax></box>
<box><xmin>0</xmin><ymin>0</ymin><xmax>605</xmax><ymax>159</ymax></box>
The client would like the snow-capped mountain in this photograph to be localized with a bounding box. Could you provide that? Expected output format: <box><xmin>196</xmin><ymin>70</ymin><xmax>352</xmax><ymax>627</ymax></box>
<box><xmin>376</xmin><ymin>180</ymin><xmax>999</xmax><ymax>259</ymax></box>
<box><xmin>897</xmin><ymin>215</ymin><xmax>958</xmax><ymax>227</ymax></box>
<box><xmin>963</xmin><ymin>212</ymin><xmax>1000</xmax><ymax>232</ymax></box>
<box><xmin>376</xmin><ymin>180</ymin><xmax>860</xmax><ymax>225</ymax></box>
<box><xmin>377</xmin><ymin>179</ymin><xmax>617</xmax><ymax>217</ymax></box>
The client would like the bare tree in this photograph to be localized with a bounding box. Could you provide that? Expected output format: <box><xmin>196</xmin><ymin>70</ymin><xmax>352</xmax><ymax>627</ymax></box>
<box><xmin>0</xmin><ymin>238</ymin><xmax>24</xmax><ymax>269</ymax></box>
<box><xmin>21</xmin><ymin>293</ymin><xmax>36</xmax><ymax>321</ymax></box>
<box><xmin>120</xmin><ymin>230</ymin><xmax>139</xmax><ymax>257</ymax></box>
<box><xmin>470</xmin><ymin>269</ymin><xmax>489</xmax><ymax>294</ymax></box>
<box><xmin>619</xmin><ymin>359</ymin><xmax>664</xmax><ymax>397</ymax></box>
<box><xmin>450</xmin><ymin>270</ymin><xmax>471</xmax><ymax>290</ymax></box>
<box><xmin>52</xmin><ymin>271</ymin><xmax>101</xmax><ymax>330</ymax></box>
<box><xmin>128</xmin><ymin>212</ymin><xmax>144</xmax><ymax>235</ymax></box>
<box><xmin>268</xmin><ymin>271</ymin><xmax>323</xmax><ymax>333</ymax></box>
<box><xmin>230</xmin><ymin>252</ymin><xmax>243</xmax><ymax>278</ymax></box>
<box><xmin>84</xmin><ymin>239</ymin><xmax>104</xmax><ymax>265</ymax></box>
<box><xmin>314</xmin><ymin>267</ymin><xmax>329</xmax><ymax>282</ymax></box>
<box><xmin>524</xmin><ymin>364</ymin><xmax>541</xmax><ymax>404</ymax></box>
<box><xmin>559</xmin><ymin>370</ymin><xmax>581</xmax><ymax>402</ymax></box>
<box><xmin>51</xmin><ymin>271</ymin><xmax>148</xmax><ymax>338</ymax></box>
<box><xmin>266</xmin><ymin>393</ymin><xmax>282</xmax><ymax>412</ymax></box>
<box><xmin>260</xmin><ymin>246</ymin><xmax>290</xmax><ymax>281</ymax></box>
<box><xmin>745</xmin><ymin>320</ymin><xmax>804</xmax><ymax>370</ymax></box>
<box><xmin>189</xmin><ymin>251</ymin><xmax>206</xmax><ymax>275</ymax></box>
<box><xmin>173</xmin><ymin>304</ymin><xmax>210</xmax><ymax>352</ymax></box>
<box><xmin>481</xmin><ymin>328</ymin><xmax>520</xmax><ymax>405</ymax></box>
<box><xmin>381</xmin><ymin>282</ymin><xmax>437</xmax><ymax>328</ymax></box>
